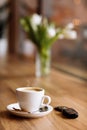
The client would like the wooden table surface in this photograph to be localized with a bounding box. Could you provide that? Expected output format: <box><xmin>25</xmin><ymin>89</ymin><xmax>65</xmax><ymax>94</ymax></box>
<box><xmin>0</xmin><ymin>57</ymin><xmax>87</xmax><ymax>130</ymax></box>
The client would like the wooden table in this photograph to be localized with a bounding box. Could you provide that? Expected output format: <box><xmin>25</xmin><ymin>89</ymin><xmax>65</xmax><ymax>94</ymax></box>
<box><xmin>0</xmin><ymin>57</ymin><xmax>87</xmax><ymax>130</ymax></box>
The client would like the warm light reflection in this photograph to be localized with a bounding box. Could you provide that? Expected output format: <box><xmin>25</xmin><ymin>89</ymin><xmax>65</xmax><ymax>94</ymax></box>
<box><xmin>73</xmin><ymin>0</ymin><xmax>81</xmax><ymax>5</ymax></box>
<box><xmin>72</xmin><ymin>19</ymin><xmax>81</xmax><ymax>26</ymax></box>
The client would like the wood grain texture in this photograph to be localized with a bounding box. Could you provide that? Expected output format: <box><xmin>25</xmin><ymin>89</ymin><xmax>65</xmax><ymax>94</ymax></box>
<box><xmin>0</xmin><ymin>57</ymin><xmax>87</xmax><ymax>130</ymax></box>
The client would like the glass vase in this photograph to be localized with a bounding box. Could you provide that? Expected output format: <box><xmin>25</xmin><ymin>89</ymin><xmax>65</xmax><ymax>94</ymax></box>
<box><xmin>35</xmin><ymin>48</ymin><xmax>51</xmax><ymax>77</ymax></box>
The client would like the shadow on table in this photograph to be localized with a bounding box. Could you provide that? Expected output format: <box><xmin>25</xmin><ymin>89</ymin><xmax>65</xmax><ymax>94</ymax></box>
<box><xmin>0</xmin><ymin>110</ymin><xmax>34</xmax><ymax>120</ymax></box>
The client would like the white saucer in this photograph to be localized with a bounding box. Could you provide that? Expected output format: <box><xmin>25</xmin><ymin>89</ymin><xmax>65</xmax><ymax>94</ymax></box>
<box><xmin>7</xmin><ymin>103</ymin><xmax>53</xmax><ymax>118</ymax></box>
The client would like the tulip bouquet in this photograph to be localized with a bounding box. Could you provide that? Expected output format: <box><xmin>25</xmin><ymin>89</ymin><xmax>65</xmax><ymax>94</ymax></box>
<box><xmin>20</xmin><ymin>14</ymin><xmax>77</xmax><ymax>77</ymax></box>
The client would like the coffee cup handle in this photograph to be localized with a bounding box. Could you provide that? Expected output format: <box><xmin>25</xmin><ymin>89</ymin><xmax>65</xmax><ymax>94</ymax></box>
<box><xmin>41</xmin><ymin>95</ymin><xmax>51</xmax><ymax>106</ymax></box>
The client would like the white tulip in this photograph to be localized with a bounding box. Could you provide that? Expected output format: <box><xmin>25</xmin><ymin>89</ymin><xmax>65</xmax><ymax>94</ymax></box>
<box><xmin>65</xmin><ymin>23</ymin><xmax>74</xmax><ymax>29</ymax></box>
<box><xmin>30</xmin><ymin>14</ymin><xmax>42</xmax><ymax>31</ymax></box>
<box><xmin>31</xmin><ymin>14</ymin><xmax>42</xmax><ymax>26</ymax></box>
<box><xmin>47</xmin><ymin>27</ymin><xmax>56</xmax><ymax>37</ymax></box>
<box><xmin>64</xmin><ymin>30</ymin><xmax>77</xmax><ymax>39</ymax></box>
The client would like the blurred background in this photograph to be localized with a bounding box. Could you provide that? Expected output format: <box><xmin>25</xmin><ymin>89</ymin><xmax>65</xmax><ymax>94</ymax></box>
<box><xmin>0</xmin><ymin>0</ymin><xmax>87</xmax><ymax>80</ymax></box>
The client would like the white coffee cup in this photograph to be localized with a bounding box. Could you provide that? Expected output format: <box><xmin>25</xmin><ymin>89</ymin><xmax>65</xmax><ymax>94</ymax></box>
<box><xmin>16</xmin><ymin>87</ymin><xmax>51</xmax><ymax>113</ymax></box>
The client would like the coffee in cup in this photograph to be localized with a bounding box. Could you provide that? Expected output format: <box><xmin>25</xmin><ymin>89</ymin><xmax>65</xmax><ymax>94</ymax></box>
<box><xmin>16</xmin><ymin>87</ymin><xmax>51</xmax><ymax>113</ymax></box>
